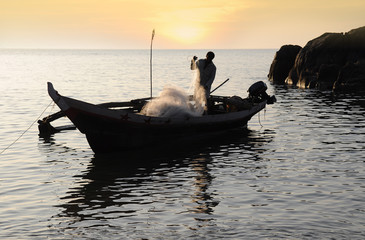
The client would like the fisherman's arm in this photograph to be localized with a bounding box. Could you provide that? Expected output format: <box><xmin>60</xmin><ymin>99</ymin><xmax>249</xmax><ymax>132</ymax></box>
<box><xmin>190</xmin><ymin>56</ymin><xmax>198</xmax><ymax>70</ymax></box>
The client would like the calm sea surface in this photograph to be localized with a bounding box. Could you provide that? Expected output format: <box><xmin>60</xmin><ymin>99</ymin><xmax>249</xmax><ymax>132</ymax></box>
<box><xmin>0</xmin><ymin>49</ymin><xmax>364</xmax><ymax>239</ymax></box>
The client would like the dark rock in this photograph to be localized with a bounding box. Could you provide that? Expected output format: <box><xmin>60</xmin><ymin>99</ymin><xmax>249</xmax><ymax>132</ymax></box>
<box><xmin>316</xmin><ymin>64</ymin><xmax>341</xmax><ymax>90</ymax></box>
<box><xmin>334</xmin><ymin>62</ymin><xmax>365</xmax><ymax>92</ymax></box>
<box><xmin>268</xmin><ymin>45</ymin><xmax>302</xmax><ymax>84</ymax></box>
<box><xmin>270</xmin><ymin>26</ymin><xmax>365</xmax><ymax>92</ymax></box>
<box><xmin>288</xmin><ymin>32</ymin><xmax>347</xmax><ymax>88</ymax></box>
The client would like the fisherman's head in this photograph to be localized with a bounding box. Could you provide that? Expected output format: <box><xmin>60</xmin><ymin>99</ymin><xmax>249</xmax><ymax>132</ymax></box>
<box><xmin>206</xmin><ymin>51</ymin><xmax>215</xmax><ymax>61</ymax></box>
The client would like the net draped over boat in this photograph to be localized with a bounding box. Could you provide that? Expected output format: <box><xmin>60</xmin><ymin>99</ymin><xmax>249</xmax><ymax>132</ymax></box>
<box><xmin>140</xmin><ymin>85</ymin><xmax>204</xmax><ymax>118</ymax></box>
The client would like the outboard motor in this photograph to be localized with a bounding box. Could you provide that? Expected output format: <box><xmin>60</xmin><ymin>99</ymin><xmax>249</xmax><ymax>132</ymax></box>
<box><xmin>248</xmin><ymin>81</ymin><xmax>276</xmax><ymax>104</ymax></box>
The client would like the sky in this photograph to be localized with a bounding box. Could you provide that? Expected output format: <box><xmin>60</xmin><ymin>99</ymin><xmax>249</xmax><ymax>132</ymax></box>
<box><xmin>1</xmin><ymin>0</ymin><xmax>364</xmax><ymax>49</ymax></box>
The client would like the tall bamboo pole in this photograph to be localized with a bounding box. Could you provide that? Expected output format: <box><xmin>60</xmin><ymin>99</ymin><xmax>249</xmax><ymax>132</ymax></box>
<box><xmin>150</xmin><ymin>29</ymin><xmax>155</xmax><ymax>99</ymax></box>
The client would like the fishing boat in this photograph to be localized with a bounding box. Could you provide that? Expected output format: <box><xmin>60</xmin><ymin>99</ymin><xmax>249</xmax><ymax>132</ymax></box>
<box><xmin>39</xmin><ymin>82</ymin><xmax>275</xmax><ymax>154</ymax></box>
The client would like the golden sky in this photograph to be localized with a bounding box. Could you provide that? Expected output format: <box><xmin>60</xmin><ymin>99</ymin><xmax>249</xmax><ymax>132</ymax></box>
<box><xmin>1</xmin><ymin>0</ymin><xmax>364</xmax><ymax>49</ymax></box>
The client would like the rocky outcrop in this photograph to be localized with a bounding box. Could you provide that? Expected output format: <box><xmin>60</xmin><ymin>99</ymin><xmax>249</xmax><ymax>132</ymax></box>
<box><xmin>268</xmin><ymin>26</ymin><xmax>365</xmax><ymax>92</ymax></box>
<box><xmin>268</xmin><ymin>45</ymin><xmax>302</xmax><ymax>84</ymax></box>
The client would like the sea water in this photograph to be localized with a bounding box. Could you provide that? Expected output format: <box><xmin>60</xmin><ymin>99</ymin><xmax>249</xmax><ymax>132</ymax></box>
<box><xmin>0</xmin><ymin>49</ymin><xmax>364</xmax><ymax>239</ymax></box>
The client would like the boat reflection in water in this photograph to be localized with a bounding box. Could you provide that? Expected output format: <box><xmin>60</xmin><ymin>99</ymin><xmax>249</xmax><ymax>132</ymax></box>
<box><xmin>48</xmin><ymin>128</ymin><xmax>275</xmax><ymax>238</ymax></box>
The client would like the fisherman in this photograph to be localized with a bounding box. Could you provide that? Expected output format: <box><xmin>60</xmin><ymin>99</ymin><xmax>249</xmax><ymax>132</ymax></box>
<box><xmin>190</xmin><ymin>51</ymin><xmax>216</xmax><ymax>102</ymax></box>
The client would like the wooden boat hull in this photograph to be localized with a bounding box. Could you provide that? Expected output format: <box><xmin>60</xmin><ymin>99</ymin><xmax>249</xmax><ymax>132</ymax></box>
<box><xmin>47</xmin><ymin>82</ymin><xmax>267</xmax><ymax>154</ymax></box>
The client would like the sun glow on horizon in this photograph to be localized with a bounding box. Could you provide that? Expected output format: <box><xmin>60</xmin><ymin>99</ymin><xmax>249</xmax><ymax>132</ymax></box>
<box><xmin>144</xmin><ymin>4</ymin><xmax>243</xmax><ymax>48</ymax></box>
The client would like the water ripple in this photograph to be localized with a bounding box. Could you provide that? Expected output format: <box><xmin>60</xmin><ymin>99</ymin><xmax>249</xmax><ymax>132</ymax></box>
<box><xmin>1</xmin><ymin>50</ymin><xmax>364</xmax><ymax>239</ymax></box>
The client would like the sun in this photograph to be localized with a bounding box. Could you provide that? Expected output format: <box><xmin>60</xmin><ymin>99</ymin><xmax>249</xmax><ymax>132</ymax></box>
<box><xmin>162</xmin><ymin>25</ymin><xmax>207</xmax><ymax>45</ymax></box>
<box><xmin>172</xmin><ymin>26</ymin><xmax>203</xmax><ymax>42</ymax></box>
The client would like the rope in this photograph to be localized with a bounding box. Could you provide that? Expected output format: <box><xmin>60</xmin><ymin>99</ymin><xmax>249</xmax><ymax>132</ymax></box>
<box><xmin>0</xmin><ymin>100</ymin><xmax>54</xmax><ymax>155</ymax></box>
<box><xmin>258</xmin><ymin>111</ymin><xmax>263</xmax><ymax>127</ymax></box>
<box><xmin>43</xmin><ymin>101</ymin><xmax>56</xmax><ymax>123</ymax></box>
